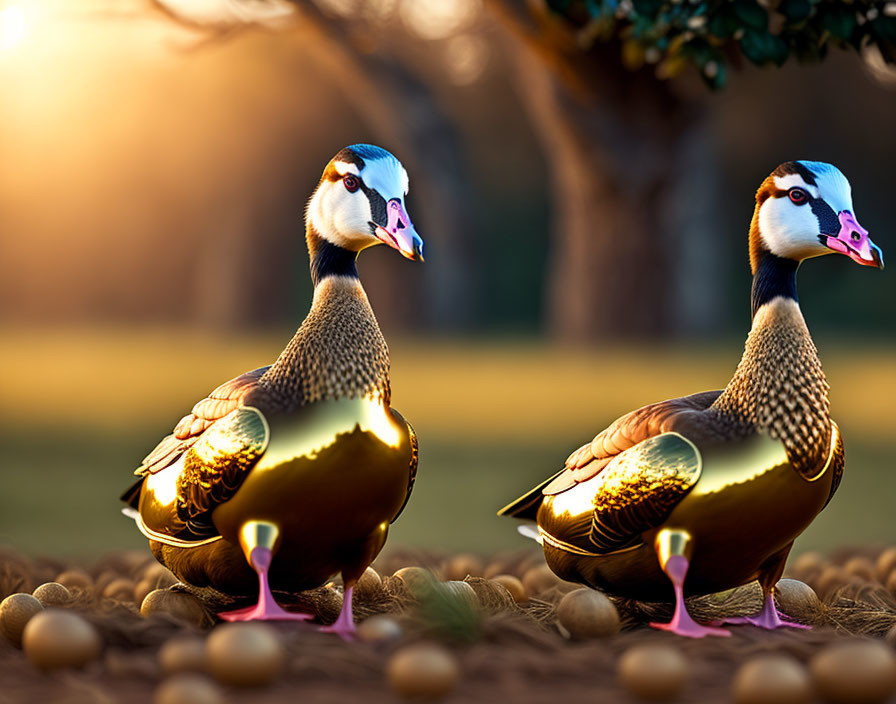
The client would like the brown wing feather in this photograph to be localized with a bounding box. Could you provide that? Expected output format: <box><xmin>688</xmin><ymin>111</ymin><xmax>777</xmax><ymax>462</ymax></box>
<box><xmin>135</xmin><ymin>366</ymin><xmax>269</xmax><ymax>477</ymax></box>
<box><xmin>543</xmin><ymin>390</ymin><xmax>722</xmax><ymax>495</ymax></box>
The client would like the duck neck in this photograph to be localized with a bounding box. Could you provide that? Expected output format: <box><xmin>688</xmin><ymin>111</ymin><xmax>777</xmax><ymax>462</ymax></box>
<box><xmin>713</xmin><ymin>267</ymin><xmax>831</xmax><ymax>474</ymax></box>
<box><xmin>260</xmin><ymin>230</ymin><xmax>390</xmax><ymax>409</ymax></box>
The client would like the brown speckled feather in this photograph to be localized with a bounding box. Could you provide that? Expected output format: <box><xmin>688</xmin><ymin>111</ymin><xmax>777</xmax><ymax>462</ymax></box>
<box><xmin>135</xmin><ymin>366</ymin><xmax>268</xmax><ymax>477</ymax></box>
<box><xmin>543</xmin><ymin>390</ymin><xmax>722</xmax><ymax>495</ymax></box>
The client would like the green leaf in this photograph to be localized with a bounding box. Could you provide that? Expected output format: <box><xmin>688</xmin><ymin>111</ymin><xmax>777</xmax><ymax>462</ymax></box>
<box><xmin>820</xmin><ymin>5</ymin><xmax>857</xmax><ymax>41</ymax></box>
<box><xmin>708</xmin><ymin>8</ymin><xmax>740</xmax><ymax>38</ymax></box>
<box><xmin>733</xmin><ymin>0</ymin><xmax>769</xmax><ymax>31</ymax></box>
<box><xmin>778</xmin><ymin>0</ymin><xmax>812</xmax><ymax>23</ymax></box>
<box><xmin>632</xmin><ymin>0</ymin><xmax>662</xmax><ymax>17</ymax></box>
<box><xmin>740</xmin><ymin>29</ymin><xmax>789</xmax><ymax>65</ymax></box>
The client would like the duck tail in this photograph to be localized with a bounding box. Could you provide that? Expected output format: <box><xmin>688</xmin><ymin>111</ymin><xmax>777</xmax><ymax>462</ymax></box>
<box><xmin>497</xmin><ymin>468</ymin><xmax>565</xmax><ymax>521</ymax></box>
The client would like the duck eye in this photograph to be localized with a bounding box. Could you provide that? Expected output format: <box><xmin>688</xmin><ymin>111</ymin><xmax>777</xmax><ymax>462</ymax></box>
<box><xmin>343</xmin><ymin>174</ymin><xmax>359</xmax><ymax>193</ymax></box>
<box><xmin>851</xmin><ymin>231</ymin><xmax>861</xmax><ymax>242</ymax></box>
<box><xmin>788</xmin><ymin>187</ymin><xmax>808</xmax><ymax>205</ymax></box>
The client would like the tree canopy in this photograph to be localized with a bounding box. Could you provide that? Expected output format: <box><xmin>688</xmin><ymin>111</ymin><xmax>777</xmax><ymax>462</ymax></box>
<box><xmin>544</xmin><ymin>0</ymin><xmax>896</xmax><ymax>88</ymax></box>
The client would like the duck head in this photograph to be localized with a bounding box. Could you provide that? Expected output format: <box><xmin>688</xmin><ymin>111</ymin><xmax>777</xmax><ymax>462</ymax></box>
<box><xmin>750</xmin><ymin>161</ymin><xmax>883</xmax><ymax>273</ymax></box>
<box><xmin>307</xmin><ymin>144</ymin><xmax>423</xmax><ymax>262</ymax></box>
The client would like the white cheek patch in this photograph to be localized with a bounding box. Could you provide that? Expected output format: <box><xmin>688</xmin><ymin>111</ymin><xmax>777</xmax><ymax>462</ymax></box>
<box><xmin>307</xmin><ymin>180</ymin><xmax>374</xmax><ymax>248</ymax></box>
<box><xmin>333</xmin><ymin>161</ymin><xmax>360</xmax><ymax>176</ymax></box>
<box><xmin>758</xmin><ymin>196</ymin><xmax>828</xmax><ymax>260</ymax></box>
<box><xmin>773</xmin><ymin>174</ymin><xmax>819</xmax><ymax>199</ymax></box>
<box><xmin>361</xmin><ymin>157</ymin><xmax>409</xmax><ymax>200</ymax></box>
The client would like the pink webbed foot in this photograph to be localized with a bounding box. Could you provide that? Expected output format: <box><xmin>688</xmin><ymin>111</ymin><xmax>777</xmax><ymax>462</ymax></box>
<box><xmin>723</xmin><ymin>593</ymin><xmax>811</xmax><ymax>630</ymax></box>
<box><xmin>651</xmin><ymin>555</ymin><xmax>731</xmax><ymax>639</ymax></box>
<box><xmin>218</xmin><ymin>547</ymin><xmax>314</xmax><ymax>623</ymax></box>
<box><xmin>317</xmin><ymin>586</ymin><xmax>357</xmax><ymax>641</ymax></box>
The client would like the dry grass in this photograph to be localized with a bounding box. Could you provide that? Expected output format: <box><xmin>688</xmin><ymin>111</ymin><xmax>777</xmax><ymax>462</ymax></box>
<box><xmin>1</xmin><ymin>327</ymin><xmax>893</xmax><ymax>442</ymax></box>
<box><xmin>2</xmin><ymin>546</ymin><xmax>896</xmax><ymax>704</ymax></box>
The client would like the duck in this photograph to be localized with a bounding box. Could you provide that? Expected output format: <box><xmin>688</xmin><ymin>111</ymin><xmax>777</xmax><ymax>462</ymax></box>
<box><xmin>499</xmin><ymin>161</ymin><xmax>884</xmax><ymax>638</ymax></box>
<box><xmin>121</xmin><ymin>144</ymin><xmax>423</xmax><ymax>637</ymax></box>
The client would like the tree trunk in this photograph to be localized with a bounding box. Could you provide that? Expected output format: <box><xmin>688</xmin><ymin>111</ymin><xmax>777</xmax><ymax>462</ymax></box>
<box><xmin>490</xmin><ymin>1</ymin><xmax>723</xmax><ymax>340</ymax></box>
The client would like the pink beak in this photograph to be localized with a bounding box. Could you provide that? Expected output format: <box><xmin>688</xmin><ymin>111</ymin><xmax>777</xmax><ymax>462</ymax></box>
<box><xmin>823</xmin><ymin>211</ymin><xmax>884</xmax><ymax>269</ymax></box>
<box><xmin>374</xmin><ymin>198</ymin><xmax>424</xmax><ymax>261</ymax></box>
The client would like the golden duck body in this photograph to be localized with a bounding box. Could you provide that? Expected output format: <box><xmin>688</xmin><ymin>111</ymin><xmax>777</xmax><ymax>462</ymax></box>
<box><xmin>122</xmin><ymin>144</ymin><xmax>423</xmax><ymax>633</ymax></box>
<box><xmin>501</xmin><ymin>161</ymin><xmax>881</xmax><ymax>636</ymax></box>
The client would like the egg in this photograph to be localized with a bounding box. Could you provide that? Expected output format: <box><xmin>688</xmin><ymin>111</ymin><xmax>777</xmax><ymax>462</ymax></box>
<box><xmin>386</xmin><ymin>643</ymin><xmax>460</xmax><ymax>699</ymax></box>
<box><xmin>618</xmin><ymin>644</ymin><xmax>689</xmax><ymax>701</ymax></box>
<box><xmin>32</xmin><ymin>582</ymin><xmax>73</xmax><ymax>607</ymax></box>
<box><xmin>155</xmin><ymin>674</ymin><xmax>223</xmax><ymax>704</ymax></box>
<box><xmin>843</xmin><ymin>557</ymin><xmax>877</xmax><ymax>583</ymax></box>
<box><xmin>442</xmin><ymin>554</ymin><xmax>485</xmax><ymax>581</ymax></box>
<box><xmin>140</xmin><ymin>589</ymin><xmax>212</xmax><ymax>628</ymax></box>
<box><xmin>206</xmin><ymin>623</ymin><xmax>285</xmax><ymax>687</ymax></box>
<box><xmin>732</xmin><ymin>655</ymin><xmax>811</xmax><ymax>704</ymax></box>
<box><xmin>556</xmin><ymin>588</ymin><xmax>620</xmax><ymax>639</ymax></box>
<box><xmin>357</xmin><ymin>615</ymin><xmax>403</xmax><ymax>644</ymax></box>
<box><xmin>773</xmin><ymin>579</ymin><xmax>821</xmax><ymax>624</ymax></box>
<box><xmin>791</xmin><ymin>551</ymin><xmax>825</xmax><ymax>579</ymax></box>
<box><xmin>158</xmin><ymin>636</ymin><xmax>208</xmax><ymax>675</ymax></box>
<box><xmin>22</xmin><ymin>609</ymin><xmax>102</xmax><ymax>670</ymax></box>
<box><xmin>55</xmin><ymin>569</ymin><xmax>93</xmax><ymax>593</ymax></box>
<box><xmin>134</xmin><ymin>579</ymin><xmax>156</xmax><ymax>606</ymax></box>
<box><xmin>143</xmin><ymin>562</ymin><xmax>178</xmax><ymax>589</ymax></box>
<box><xmin>814</xmin><ymin>566</ymin><xmax>846</xmax><ymax>601</ymax></box>
<box><xmin>393</xmin><ymin>566</ymin><xmax>438</xmax><ymax>596</ymax></box>
<box><xmin>353</xmin><ymin>566</ymin><xmax>384</xmax><ymax>601</ymax></box>
<box><xmin>104</xmin><ymin>578</ymin><xmax>137</xmax><ymax>602</ymax></box>
<box><xmin>810</xmin><ymin>640</ymin><xmax>896</xmax><ymax>704</ymax></box>
<box><xmin>521</xmin><ymin>564</ymin><xmax>561</xmax><ymax>596</ymax></box>
<box><xmin>886</xmin><ymin>571</ymin><xmax>896</xmax><ymax>596</ymax></box>
<box><xmin>490</xmin><ymin>575</ymin><xmax>528</xmax><ymax>604</ymax></box>
<box><xmin>876</xmin><ymin>547</ymin><xmax>896</xmax><ymax>582</ymax></box>
<box><xmin>0</xmin><ymin>593</ymin><xmax>43</xmax><ymax>647</ymax></box>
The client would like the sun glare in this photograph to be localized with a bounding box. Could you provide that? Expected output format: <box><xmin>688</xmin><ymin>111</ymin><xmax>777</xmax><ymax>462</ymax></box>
<box><xmin>0</xmin><ymin>4</ymin><xmax>26</xmax><ymax>51</ymax></box>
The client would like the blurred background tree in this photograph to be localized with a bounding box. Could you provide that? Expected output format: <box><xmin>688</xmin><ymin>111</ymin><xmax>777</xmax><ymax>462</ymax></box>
<box><xmin>1</xmin><ymin>0</ymin><xmax>894</xmax><ymax>338</ymax></box>
<box><xmin>1</xmin><ymin>0</ymin><xmax>894</xmax><ymax>556</ymax></box>
<box><xmin>144</xmin><ymin>0</ymin><xmax>896</xmax><ymax>340</ymax></box>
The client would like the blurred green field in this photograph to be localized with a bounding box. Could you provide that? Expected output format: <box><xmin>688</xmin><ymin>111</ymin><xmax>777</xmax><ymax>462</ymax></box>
<box><xmin>1</xmin><ymin>328</ymin><xmax>893</xmax><ymax>557</ymax></box>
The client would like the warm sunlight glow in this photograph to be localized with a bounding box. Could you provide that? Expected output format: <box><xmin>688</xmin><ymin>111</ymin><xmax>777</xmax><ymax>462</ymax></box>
<box><xmin>0</xmin><ymin>5</ymin><xmax>26</xmax><ymax>50</ymax></box>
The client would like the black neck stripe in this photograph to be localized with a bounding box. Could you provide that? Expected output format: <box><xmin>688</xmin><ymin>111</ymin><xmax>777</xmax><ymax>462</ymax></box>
<box><xmin>751</xmin><ymin>252</ymin><xmax>799</xmax><ymax>319</ymax></box>
<box><xmin>309</xmin><ymin>232</ymin><xmax>358</xmax><ymax>288</ymax></box>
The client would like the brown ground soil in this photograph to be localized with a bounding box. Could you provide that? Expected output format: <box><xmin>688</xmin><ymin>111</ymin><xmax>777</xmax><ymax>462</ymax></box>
<box><xmin>2</xmin><ymin>546</ymin><xmax>896</xmax><ymax>704</ymax></box>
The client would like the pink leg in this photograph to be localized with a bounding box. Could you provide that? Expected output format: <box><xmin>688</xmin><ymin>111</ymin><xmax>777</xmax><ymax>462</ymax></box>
<box><xmin>723</xmin><ymin>592</ymin><xmax>811</xmax><ymax>630</ymax></box>
<box><xmin>650</xmin><ymin>556</ymin><xmax>731</xmax><ymax>638</ymax></box>
<box><xmin>219</xmin><ymin>547</ymin><xmax>313</xmax><ymax>622</ymax></box>
<box><xmin>318</xmin><ymin>585</ymin><xmax>357</xmax><ymax>641</ymax></box>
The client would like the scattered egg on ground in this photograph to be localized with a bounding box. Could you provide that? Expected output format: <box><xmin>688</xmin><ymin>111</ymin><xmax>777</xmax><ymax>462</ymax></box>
<box><xmin>55</xmin><ymin>569</ymin><xmax>93</xmax><ymax>592</ymax></box>
<box><xmin>556</xmin><ymin>588</ymin><xmax>620</xmax><ymax>639</ymax></box>
<box><xmin>140</xmin><ymin>589</ymin><xmax>211</xmax><ymax>628</ymax></box>
<box><xmin>773</xmin><ymin>579</ymin><xmax>821</xmax><ymax>623</ymax></box>
<box><xmin>206</xmin><ymin>622</ymin><xmax>285</xmax><ymax>687</ymax></box>
<box><xmin>490</xmin><ymin>574</ymin><xmax>528</xmax><ymax>604</ymax></box>
<box><xmin>386</xmin><ymin>643</ymin><xmax>460</xmax><ymax>700</ymax></box>
<box><xmin>22</xmin><ymin>609</ymin><xmax>102</xmax><ymax>670</ymax></box>
<box><xmin>810</xmin><ymin>639</ymin><xmax>896</xmax><ymax>704</ymax></box>
<box><xmin>618</xmin><ymin>643</ymin><xmax>689</xmax><ymax>701</ymax></box>
<box><xmin>875</xmin><ymin>547</ymin><xmax>896</xmax><ymax>582</ymax></box>
<box><xmin>155</xmin><ymin>674</ymin><xmax>224</xmax><ymax>704</ymax></box>
<box><xmin>158</xmin><ymin>636</ymin><xmax>208</xmax><ymax>675</ymax></box>
<box><xmin>32</xmin><ymin>582</ymin><xmax>72</xmax><ymax>607</ymax></box>
<box><xmin>357</xmin><ymin>614</ymin><xmax>403</xmax><ymax>643</ymax></box>
<box><xmin>732</xmin><ymin>655</ymin><xmax>811</xmax><ymax>704</ymax></box>
<box><xmin>0</xmin><ymin>593</ymin><xmax>44</xmax><ymax>647</ymax></box>
<box><xmin>442</xmin><ymin>553</ymin><xmax>484</xmax><ymax>581</ymax></box>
